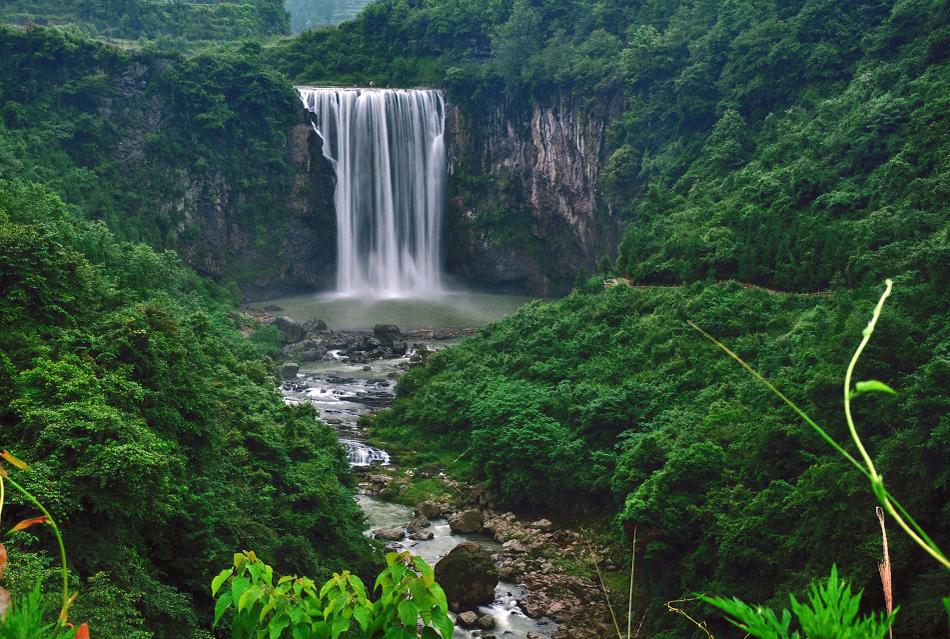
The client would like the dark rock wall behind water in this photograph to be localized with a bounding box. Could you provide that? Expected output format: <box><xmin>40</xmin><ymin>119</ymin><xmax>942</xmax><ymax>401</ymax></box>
<box><xmin>443</xmin><ymin>92</ymin><xmax>624</xmax><ymax>295</ymax></box>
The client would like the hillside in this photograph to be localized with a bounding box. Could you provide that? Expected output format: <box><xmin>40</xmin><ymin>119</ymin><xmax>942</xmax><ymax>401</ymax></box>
<box><xmin>0</xmin><ymin>0</ymin><xmax>289</xmax><ymax>41</ymax></box>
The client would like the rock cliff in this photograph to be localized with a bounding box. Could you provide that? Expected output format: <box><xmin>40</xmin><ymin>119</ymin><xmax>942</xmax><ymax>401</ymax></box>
<box><xmin>444</xmin><ymin>92</ymin><xmax>622</xmax><ymax>295</ymax></box>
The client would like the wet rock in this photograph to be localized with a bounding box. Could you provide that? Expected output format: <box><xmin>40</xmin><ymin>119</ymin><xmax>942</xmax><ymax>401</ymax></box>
<box><xmin>373</xmin><ymin>324</ymin><xmax>402</xmax><ymax>344</ymax></box>
<box><xmin>275</xmin><ymin>316</ymin><xmax>306</xmax><ymax>343</ymax></box>
<box><xmin>373</xmin><ymin>527</ymin><xmax>405</xmax><ymax>541</ymax></box>
<box><xmin>410</xmin><ymin>530</ymin><xmax>434</xmax><ymax>541</ymax></box>
<box><xmin>415</xmin><ymin>500</ymin><xmax>442</xmax><ymax>519</ymax></box>
<box><xmin>408</xmin><ymin>515</ymin><xmax>430</xmax><ymax>533</ymax></box>
<box><xmin>280</xmin><ymin>363</ymin><xmax>299</xmax><ymax>379</ymax></box>
<box><xmin>303</xmin><ymin>319</ymin><xmax>328</xmax><ymax>332</ymax></box>
<box><xmin>434</xmin><ymin>542</ymin><xmax>498</xmax><ymax>606</ymax></box>
<box><xmin>527</xmin><ymin>632</ymin><xmax>545</xmax><ymax>639</ymax></box>
<box><xmin>362</xmin><ymin>365</ymin><xmax>371</xmax><ymax>371</ymax></box>
<box><xmin>448</xmin><ymin>509</ymin><xmax>484</xmax><ymax>534</ymax></box>
<box><xmin>456</xmin><ymin>611</ymin><xmax>479</xmax><ymax>628</ymax></box>
<box><xmin>478</xmin><ymin>614</ymin><xmax>496</xmax><ymax>630</ymax></box>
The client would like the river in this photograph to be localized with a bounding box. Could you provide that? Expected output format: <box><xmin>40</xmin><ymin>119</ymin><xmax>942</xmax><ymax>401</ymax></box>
<box><xmin>266</xmin><ymin>290</ymin><xmax>556</xmax><ymax>638</ymax></box>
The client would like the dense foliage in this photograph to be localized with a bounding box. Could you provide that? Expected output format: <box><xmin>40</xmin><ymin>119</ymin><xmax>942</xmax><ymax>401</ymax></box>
<box><xmin>370</xmin><ymin>277</ymin><xmax>949</xmax><ymax>637</ymax></box>
<box><xmin>270</xmin><ymin>0</ymin><xmax>947</xmax><ymax>289</ymax></box>
<box><xmin>0</xmin><ymin>180</ymin><xmax>374</xmax><ymax>639</ymax></box>
<box><xmin>0</xmin><ymin>0</ymin><xmax>289</xmax><ymax>42</ymax></box>
<box><xmin>0</xmin><ymin>26</ymin><xmax>324</xmax><ymax>292</ymax></box>
<box><xmin>212</xmin><ymin>551</ymin><xmax>453</xmax><ymax>639</ymax></box>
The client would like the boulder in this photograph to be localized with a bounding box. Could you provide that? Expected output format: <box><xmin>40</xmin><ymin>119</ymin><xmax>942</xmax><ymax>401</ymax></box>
<box><xmin>478</xmin><ymin>614</ymin><xmax>496</xmax><ymax>629</ymax></box>
<box><xmin>297</xmin><ymin>348</ymin><xmax>328</xmax><ymax>362</ymax></box>
<box><xmin>303</xmin><ymin>319</ymin><xmax>328</xmax><ymax>332</ymax></box>
<box><xmin>456</xmin><ymin>611</ymin><xmax>479</xmax><ymax>628</ymax></box>
<box><xmin>280</xmin><ymin>363</ymin><xmax>299</xmax><ymax>379</ymax></box>
<box><xmin>410</xmin><ymin>530</ymin><xmax>434</xmax><ymax>541</ymax></box>
<box><xmin>415</xmin><ymin>500</ymin><xmax>442</xmax><ymax>519</ymax></box>
<box><xmin>434</xmin><ymin>542</ymin><xmax>498</xmax><ymax>607</ymax></box>
<box><xmin>448</xmin><ymin>509</ymin><xmax>484</xmax><ymax>534</ymax></box>
<box><xmin>275</xmin><ymin>316</ymin><xmax>306</xmax><ymax>343</ymax></box>
<box><xmin>373</xmin><ymin>324</ymin><xmax>402</xmax><ymax>344</ymax></box>
<box><xmin>373</xmin><ymin>527</ymin><xmax>405</xmax><ymax>541</ymax></box>
<box><xmin>408</xmin><ymin>515</ymin><xmax>430</xmax><ymax>533</ymax></box>
<box><xmin>530</xmin><ymin>518</ymin><xmax>554</xmax><ymax>531</ymax></box>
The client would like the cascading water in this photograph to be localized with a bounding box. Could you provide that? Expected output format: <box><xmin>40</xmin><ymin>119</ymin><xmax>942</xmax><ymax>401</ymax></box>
<box><xmin>298</xmin><ymin>87</ymin><xmax>446</xmax><ymax>297</ymax></box>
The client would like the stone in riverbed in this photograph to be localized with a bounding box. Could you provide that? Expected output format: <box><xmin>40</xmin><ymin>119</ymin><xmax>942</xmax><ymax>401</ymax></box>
<box><xmin>303</xmin><ymin>318</ymin><xmax>328</xmax><ymax>332</ymax></box>
<box><xmin>408</xmin><ymin>515</ymin><xmax>430</xmax><ymax>533</ymax></box>
<box><xmin>373</xmin><ymin>324</ymin><xmax>402</xmax><ymax>344</ymax></box>
<box><xmin>448</xmin><ymin>509</ymin><xmax>484</xmax><ymax>534</ymax></box>
<box><xmin>478</xmin><ymin>614</ymin><xmax>496</xmax><ymax>629</ymax></box>
<box><xmin>373</xmin><ymin>527</ymin><xmax>405</xmax><ymax>541</ymax></box>
<box><xmin>456</xmin><ymin>611</ymin><xmax>479</xmax><ymax>628</ymax></box>
<box><xmin>415</xmin><ymin>500</ymin><xmax>441</xmax><ymax>519</ymax></box>
<box><xmin>434</xmin><ymin>542</ymin><xmax>498</xmax><ymax>607</ymax></box>
<box><xmin>280</xmin><ymin>363</ymin><xmax>299</xmax><ymax>379</ymax></box>
<box><xmin>410</xmin><ymin>530</ymin><xmax>434</xmax><ymax>541</ymax></box>
<box><xmin>275</xmin><ymin>316</ymin><xmax>306</xmax><ymax>343</ymax></box>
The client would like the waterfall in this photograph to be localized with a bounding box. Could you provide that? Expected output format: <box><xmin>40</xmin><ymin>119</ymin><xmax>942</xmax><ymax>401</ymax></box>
<box><xmin>298</xmin><ymin>87</ymin><xmax>446</xmax><ymax>297</ymax></box>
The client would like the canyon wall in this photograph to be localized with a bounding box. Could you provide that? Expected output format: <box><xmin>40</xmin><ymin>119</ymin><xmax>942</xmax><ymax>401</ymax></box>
<box><xmin>444</xmin><ymin>91</ymin><xmax>623</xmax><ymax>295</ymax></box>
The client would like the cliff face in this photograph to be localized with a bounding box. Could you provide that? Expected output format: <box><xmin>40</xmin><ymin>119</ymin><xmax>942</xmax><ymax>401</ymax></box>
<box><xmin>153</xmin><ymin>117</ymin><xmax>338</xmax><ymax>301</ymax></box>
<box><xmin>100</xmin><ymin>58</ymin><xmax>337</xmax><ymax>300</ymax></box>
<box><xmin>444</xmin><ymin>92</ymin><xmax>622</xmax><ymax>295</ymax></box>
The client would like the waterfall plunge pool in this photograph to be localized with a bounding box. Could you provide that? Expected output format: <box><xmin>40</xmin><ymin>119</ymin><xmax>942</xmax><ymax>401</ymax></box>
<box><xmin>248</xmin><ymin>290</ymin><xmax>541</xmax><ymax>331</ymax></box>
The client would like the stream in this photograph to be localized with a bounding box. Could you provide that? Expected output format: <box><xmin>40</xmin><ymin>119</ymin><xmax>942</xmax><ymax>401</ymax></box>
<box><xmin>278</xmin><ymin>328</ymin><xmax>556</xmax><ymax>638</ymax></box>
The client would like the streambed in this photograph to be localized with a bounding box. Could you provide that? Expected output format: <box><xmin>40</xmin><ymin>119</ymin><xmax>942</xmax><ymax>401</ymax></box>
<box><xmin>276</xmin><ymin>319</ymin><xmax>556</xmax><ymax>637</ymax></box>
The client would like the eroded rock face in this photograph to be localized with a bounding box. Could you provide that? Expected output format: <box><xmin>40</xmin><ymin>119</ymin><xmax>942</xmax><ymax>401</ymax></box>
<box><xmin>444</xmin><ymin>92</ymin><xmax>623</xmax><ymax>295</ymax></box>
<box><xmin>434</xmin><ymin>542</ymin><xmax>498</xmax><ymax>607</ymax></box>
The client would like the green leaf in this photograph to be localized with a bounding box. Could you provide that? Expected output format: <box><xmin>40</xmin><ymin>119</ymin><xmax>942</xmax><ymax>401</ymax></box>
<box><xmin>330</xmin><ymin>613</ymin><xmax>350</xmax><ymax>639</ymax></box>
<box><xmin>353</xmin><ymin>605</ymin><xmax>371</xmax><ymax>631</ymax></box>
<box><xmin>238</xmin><ymin>584</ymin><xmax>261</xmax><ymax>613</ymax></box>
<box><xmin>269</xmin><ymin>614</ymin><xmax>291</xmax><ymax>639</ymax></box>
<box><xmin>852</xmin><ymin>380</ymin><xmax>897</xmax><ymax>397</ymax></box>
<box><xmin>397</xmin><ymin>599</ymin><xmax>419</xmax><ymax>627</ymax></box>
<box><xmin>212</xmin><ymin>568</ymin><xmax>233</xmax><ymax>596</ymax></box>
<box><xmin>213</xmin><ymin>591</ymin><xmax>233</xmax><ymax>628</ymax></box>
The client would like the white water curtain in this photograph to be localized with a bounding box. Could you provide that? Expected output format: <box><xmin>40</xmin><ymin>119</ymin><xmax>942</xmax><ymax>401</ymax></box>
<box><xmin>299</xmin><ymin>87</ymin><xmax>446</xmax><ymax>297</ymax></box>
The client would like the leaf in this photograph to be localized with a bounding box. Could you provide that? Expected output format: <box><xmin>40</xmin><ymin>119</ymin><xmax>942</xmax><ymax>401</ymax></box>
<box><xmin>213</xmin><ymin>591</ymin><xmax>233</xmax><ymax>627</ymax></box>
<box><xmin>10</xmin><ymin>516</ymin><xmax>48</xmax><ymax>533</ymax></box>
<box><xmin>397</xmin><ymin>599</ymin><xmax>419</xmax><ymax>627</ymax></box>
<box><xmin>237</xmin><ymin>584</ymin><xmax>261</xmax><ymax>613</ymax></box>
<box><xmin>74</xmin><ymin>623</ymin><xmax>90</xmax><ymax>639</ymax></box>
<box><xmin>352</xmin><ymin>605</ymin><xmax>371</xmax><ymax>631</ymax></box>
<box><xmin>0</xmin><ymin>451</ymin><xmax>28</xmax><ymax>470</ymax></box>
<box><xmin>0</xmin><ymin>588</ymin><xmax>9</xmax><ymax>621</ymax></box>
<box><xmin>0</xmin><ymin>544</ymin><xmax>6</xmax><ymax>581</ymax></box>
<box><xmin>268</xmin><ymin>614</ymin><xmax>291</xmax><ymax>639</ymax></box>
<box><xmin>211</xmin><ymin>568</ymin><xmax>233</xmax><ymax>596</ymax></box>
<box><xmin>853</xmin><ymin>380</ymin><xmax>897</xmax><ymax>397</ymax></box>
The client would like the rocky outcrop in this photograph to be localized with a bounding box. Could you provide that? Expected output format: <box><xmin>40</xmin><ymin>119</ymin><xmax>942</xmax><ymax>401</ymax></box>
<box><xmin>86</xmin><ymin>56</ymin><xmax>338</xmax><ymax>301</ymax></box>
<box><xmin>444</xmin><ymin>92</ymin><xmax>623</xmax><ymax>295</ymax></box>
<box><xmin>434</xmin><ymin>542</ymin><xmax>498</xmax><ymax>607</ymax></box>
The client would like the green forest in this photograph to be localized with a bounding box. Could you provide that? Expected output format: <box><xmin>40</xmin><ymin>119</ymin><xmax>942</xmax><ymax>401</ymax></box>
<box><xmin>0</xmin><ymin>0</ymin><xmax>947</xmax><ymax>638</ymax></box>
